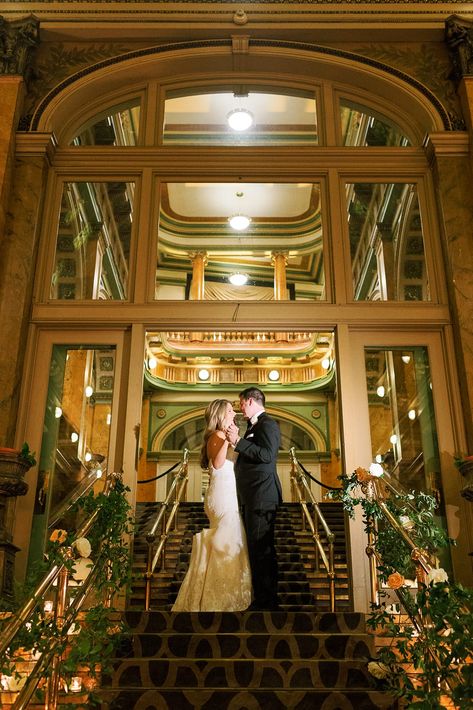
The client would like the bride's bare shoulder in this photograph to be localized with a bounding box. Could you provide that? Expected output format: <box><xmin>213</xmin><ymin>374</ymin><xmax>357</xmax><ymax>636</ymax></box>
<box><xmin>208</xmin><ymin>430</ymin><xmax>225</xmax><ymax>445</ymax></box>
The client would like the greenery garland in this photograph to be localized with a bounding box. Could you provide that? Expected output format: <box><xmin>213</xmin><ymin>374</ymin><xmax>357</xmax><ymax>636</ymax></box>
<box><xmin>0</xmin><ymin>475</ymin><xmax>134</xmax><ymax>705</ymax></box>
<box><xmin>329</xmin><ymin>467</ymin><xmax>473</xmax><ymax>709</ymax></box>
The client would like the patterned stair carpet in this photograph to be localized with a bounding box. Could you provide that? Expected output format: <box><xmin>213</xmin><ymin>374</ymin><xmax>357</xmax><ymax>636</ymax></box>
<box><xmin>97</xmin><ymin>610</ymin><xmax>397</xmax><ymax>709</ymax></box>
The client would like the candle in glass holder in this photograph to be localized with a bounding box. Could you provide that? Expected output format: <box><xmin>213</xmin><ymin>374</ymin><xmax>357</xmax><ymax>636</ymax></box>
<box><xmin>70</xmin><ymin>677</ymin><xmax>82</xmax><ymax>693</ymax></box>
<box><xmin>44</xmin><ymin>600</ymin><xmax>54</xmax><ymax>613</ymax></box>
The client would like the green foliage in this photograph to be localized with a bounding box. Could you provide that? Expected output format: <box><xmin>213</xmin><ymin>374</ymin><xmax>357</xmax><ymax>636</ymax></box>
<box><xmin>454</xmin><ymin>453</ymin><xmax>473</xmax><ymax>471</ymax></box>
<box><xmin>0</xmin><ymin>475</ymin><xmax>134</xmax><ymax>703</ymax></box>
<box><xmin>19</xmin><ymin>442</ymin><xmax>36</xmax><ymax>467</ymax></box>
<box><xmin>331</xmin><ymin>469</ymin><xmax>473</xmax><ymax>708</ymax></box>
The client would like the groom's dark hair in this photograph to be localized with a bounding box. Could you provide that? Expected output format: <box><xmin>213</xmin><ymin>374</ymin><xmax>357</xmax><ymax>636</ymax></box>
<box><xmin>240</xmin><ymin>386</ymin><xmax>265</xmax><ymax>406</ymax></box>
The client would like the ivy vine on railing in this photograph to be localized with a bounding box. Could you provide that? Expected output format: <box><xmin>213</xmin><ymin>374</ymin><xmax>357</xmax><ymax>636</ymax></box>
<box><xmin>0</xmin><ymin>474</ymin><xmax>134</xmax><ymax>705</ymax></box>
<box><xmin>329</xmin><ymin>465</ymin><xmax>473</xmax><ymax>709</ymax></box>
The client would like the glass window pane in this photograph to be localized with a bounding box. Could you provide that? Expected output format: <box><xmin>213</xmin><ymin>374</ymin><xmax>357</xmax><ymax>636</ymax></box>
<box><xmin>155</xmin><ymin>182</ymin><xmax>325</xmax><ymax>301</ymax></box>
<box><xmin>340</xmin><ymin>100</ymin><xmax>411</xmax><ymax>146</ymax></box>
<box><xmin>29</xmin><ymin>345</ymin><xmax>115</xmax><ymax>562</ymax></box>
<box><xmin>364</xmin><ymin>347</ymin><xmax>450</xmax><ymax>568</ymax></box>
<box><xmin>346</xmin><ymin>183</ymin><xmax>429</xmax><ymax>302</ymax></box>
<box><xmin>51</xmin><ymin>181</ymin><xmax>135</xmax><ymax>301</ymax></box>
<box><xmin>163</xmin><ymin>90</ymin><xmax>318</xmax><ymax>146</ymax></box>
<box><xmin>70</xmin><ymin>100</ymin><xmax>141</xmax><ymax>146</ymax></box>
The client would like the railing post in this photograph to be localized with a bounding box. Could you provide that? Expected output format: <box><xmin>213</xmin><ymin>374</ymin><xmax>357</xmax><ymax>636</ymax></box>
<box><xmin>143</xmin><ymin>449</ymin><xmax>190</xmax><ymax>610</ymax></box>
<box><xmin>46</xmin><ymin>547</ymin><xmax>72</xmax><ymax>710</ymax></box>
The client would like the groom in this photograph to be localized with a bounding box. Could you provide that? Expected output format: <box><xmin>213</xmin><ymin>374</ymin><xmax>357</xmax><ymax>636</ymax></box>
<box><xmin>226</xmin><ymin>386</ymin><xmax>282</xmax><ymax>611</ymax></box>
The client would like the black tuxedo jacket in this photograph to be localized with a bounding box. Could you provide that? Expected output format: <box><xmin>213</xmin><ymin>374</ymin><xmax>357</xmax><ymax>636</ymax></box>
<box><xmin>234</xmin><ymin>412</ymin><xmax>282</xmax><ymax>509</ymax></box>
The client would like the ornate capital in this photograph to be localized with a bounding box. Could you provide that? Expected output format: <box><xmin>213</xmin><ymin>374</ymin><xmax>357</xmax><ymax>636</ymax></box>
<box><xmin>0</xmin><ymin>14</ymin><xmax>40</xmax><ymax>80</ymax></box>
<box><xmin>188</xmin><ymin>250</ymin><xmax>208</xmax><ymax>265</ymax></box>
<box><xmin>445</xmin><ymin>15</ymin><xmax>473</xmax><ymax>83</ymax></box>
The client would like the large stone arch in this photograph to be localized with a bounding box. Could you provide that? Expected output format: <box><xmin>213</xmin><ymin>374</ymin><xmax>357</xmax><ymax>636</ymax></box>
<box><xmin>31</xmin><ymin>38</ymin><xmax>450</xmax><ymax>142</ymax></box>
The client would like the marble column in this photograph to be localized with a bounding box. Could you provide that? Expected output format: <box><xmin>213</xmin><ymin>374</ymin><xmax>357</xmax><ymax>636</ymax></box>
<box><xmin>0</xmin><ymin>134</ymin><xmax>56</xmax><ymax>446</ymax></box>
<box><xmin>0</xmin><ymin>15</ymin><xmax>41</xmax><ymax>446</ymax></box>
<box><xmin>271</xmin><ymin>251</ymin><xmax>288</xmax><ymax>300</ymax></box>
<box><xmin>425</xmin><ymin>133</ymin><xmax>473</xmax><ymax>446</ymax></box>
<box><xmin>189</xmin><ymin>250</ymin><xmax>208</xmax><ymax>300</ymax></box>
<box><xmin>0</xmin><ymin>15</ymin><xmax>40</xmax><ymax>247</ymax></box>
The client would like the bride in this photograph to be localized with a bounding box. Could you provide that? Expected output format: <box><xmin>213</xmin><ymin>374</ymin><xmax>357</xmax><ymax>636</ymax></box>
<box><xmin>172</xmin><ymin>399</ymin><xmax>252</xmax><ymax>612</ymax></box>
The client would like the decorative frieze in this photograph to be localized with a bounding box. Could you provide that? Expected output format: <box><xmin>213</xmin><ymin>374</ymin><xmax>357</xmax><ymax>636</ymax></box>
<box><xmin>0</xmin><ymin>14</ymin><xmax>39</xmax><ymax>80</ymax></box>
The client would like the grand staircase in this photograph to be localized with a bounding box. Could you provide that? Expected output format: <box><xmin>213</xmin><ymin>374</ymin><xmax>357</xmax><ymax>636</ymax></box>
<box><xmin>129</xmin><ymin>502</ymin><xmax>351</xmax><ymax>611</ymax></box>
<box><xmin>95</xmin><ymin>502</ymin><xmax>398</xmax><ymax>709</ymax></box>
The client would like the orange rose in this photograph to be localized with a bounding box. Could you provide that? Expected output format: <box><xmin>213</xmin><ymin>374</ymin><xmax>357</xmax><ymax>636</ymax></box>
<box><xmin>355</xmin><ymin>467</ymin><xmax>371</xmax><ymax>483</ymax></box>
<box><xmin>49</xmin><ymin>529</ymin><xmax>67</xmax><ymax>544</ymax></box>
<box><xmin>387</xmin><ymin>572</ymin><xmax>405</xmax><ymax>589</ymax></box>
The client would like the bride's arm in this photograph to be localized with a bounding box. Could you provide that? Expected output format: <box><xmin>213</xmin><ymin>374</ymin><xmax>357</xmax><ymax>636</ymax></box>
<box><xmin>207</xmin><ymin>431</ymin><xmax>229</xmax><ymax>469</ymax></box>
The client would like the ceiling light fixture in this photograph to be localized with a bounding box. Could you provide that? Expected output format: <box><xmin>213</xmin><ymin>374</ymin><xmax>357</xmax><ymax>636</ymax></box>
<box><xmin>227</xmin><ymin>108</ymin><xmax>254</xmax><ymax>131</ymax></box>
<box><xmin>147</xmin><ymin>356</ymin><xmax>157</xmax><ymax>370</ymax></box>
<box><xmin>228</xmin><ymin>214</ymin><xmax>251</xmax><ymax>231</ymax></box>
<box><xmin>229</xmin><ymin>272</ymin><xmax>248</xmax><ymax>286</ymax></box>
<box><xmin>321</xmin><ymin>357</ymin><xmax>331</xmax><ymax>370</ymax></box>
<box><xmin>198</xmin><ymin>368</ymin><xmax>210</xmax><ymax>381</ymax></box>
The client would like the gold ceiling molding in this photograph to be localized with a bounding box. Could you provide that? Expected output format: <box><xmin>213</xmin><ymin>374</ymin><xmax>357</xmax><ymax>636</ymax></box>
<box><xmin>157</xmin><ymin>330</ymin><xmax>322</xmax><ymax>354</ymax></box>
<box><xmin>145</xmin><ymin>330</ymin><xmax>335</xmax><ymax>388</ymax></box>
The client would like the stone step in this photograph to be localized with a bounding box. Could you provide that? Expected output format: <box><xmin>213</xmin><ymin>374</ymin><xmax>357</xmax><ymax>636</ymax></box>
<box><xmin>123</xmin><ymin>610</ymin><xmax>367</xmax><ymax>634</ymax></box>
<box><xmin>117</xmin><ymin>632</ymin><xmax>372</xmax><ymax>660</ymax></box>
<box><xmin>98</xmin><ymin>687</ymin><xmax>398</xmax><ymax>709</ymax></box>
<box><xmin>102</xmin><ymin>658</ymin><xmax>376</xmax><ymax>690</ymax></box>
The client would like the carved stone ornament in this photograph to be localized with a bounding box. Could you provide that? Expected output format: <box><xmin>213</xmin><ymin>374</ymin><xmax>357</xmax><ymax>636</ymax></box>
<box><xmin>0</xmin><ymin>14</ymin><xmax>40</xmax><ymax>80</ymax></box>
<box><xmin>445</xmin><ymin>14</ymin><xmax>473</xmax><ymax>83</ymax></box>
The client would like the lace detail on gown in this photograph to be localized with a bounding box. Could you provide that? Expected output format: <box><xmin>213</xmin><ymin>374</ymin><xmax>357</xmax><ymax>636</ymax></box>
<box><xmin>171</xmin><ymin>457</ymin><xmax>252</xmax><ymax>611</ymax></box>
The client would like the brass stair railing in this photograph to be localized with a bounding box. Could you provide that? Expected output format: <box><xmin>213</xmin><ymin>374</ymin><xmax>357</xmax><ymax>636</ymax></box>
<box><xmin>0</xmin><ymin>471</ymin><xmax>123</xmax><ymax>709</ymax></box>
<box><xmin>48</xmin><ymin>461</ymin><xmax>104</xmax><ymax>530</ymax></box>
<box><xmin>144</xmin><ymin>448</ymin><xmax>189</xmax><ymax>610</ymax></box>
<box><xmin>352</xmin><ymin>466</ymin><xmax>465</xmax><ymax>697</ymax></box>
<box><xmin>289</xmin><ymin>447</ymin><xmax>336</xmax><ymax>612</ymax></box>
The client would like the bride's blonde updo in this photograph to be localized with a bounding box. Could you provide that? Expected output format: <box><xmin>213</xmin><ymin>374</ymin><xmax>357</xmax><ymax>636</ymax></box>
<box><xmin>200</xmin><ymin>399</ymin><xmax>232</xmax><ymax>469</ymax></box>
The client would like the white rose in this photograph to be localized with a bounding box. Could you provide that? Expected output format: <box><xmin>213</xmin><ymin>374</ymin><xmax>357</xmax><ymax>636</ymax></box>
<box><xmin>74</xmin><ymin>537</ymin><xmax>91</xmax><ymax>558</ymax></box>
<box><xmin>399</xmin><ymin>515</ymin><xmax>414</xmax><ymax>530</ymax></box>
<box><xmin>2</xmin><ymin>674</ymin><xmax>27</xmax><ymax>691</ymax></box>
<box><xmin>425</xmin><ymin>567</ymin><xmax>448</xmax><ymax>585</ymax></box>
<box><xmin>368</xmin><ymin>661</ymin><xmax>390</xmax><ymax>679</ymax></box>
<box><xmin>369</xmin><ymin>463</ymin><xmax>384</xmax><ymax>477</ymax></box>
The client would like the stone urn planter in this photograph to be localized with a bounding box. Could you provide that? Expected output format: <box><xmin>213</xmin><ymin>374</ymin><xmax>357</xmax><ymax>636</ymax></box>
<box><xmin>458</xmin><ymin>457</ymin><xmax>473</xmax><ymax>502</ymax></box>
<box><xmin>0</xmin><ymin>447</ymin><xmax>31</xmax><ymax>497</ymax></box>
<box><xmin>0</xmin><ymin>446</ymin><xmax>35</xmax><ymax>598</ymax></box>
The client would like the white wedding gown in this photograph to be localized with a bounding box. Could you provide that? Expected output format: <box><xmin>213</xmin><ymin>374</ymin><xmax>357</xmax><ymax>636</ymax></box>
<box><xmin>171</xmin><ymin>456</ymin><xmax>252</xmax><ymax>612</ymax></box>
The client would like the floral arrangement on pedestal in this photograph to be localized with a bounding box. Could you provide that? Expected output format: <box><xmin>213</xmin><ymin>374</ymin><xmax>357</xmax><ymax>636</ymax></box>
<box><xmin>329</xmin><ymin>463</ymin><xmax>473</xmax><ymax>709</ymax></box>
